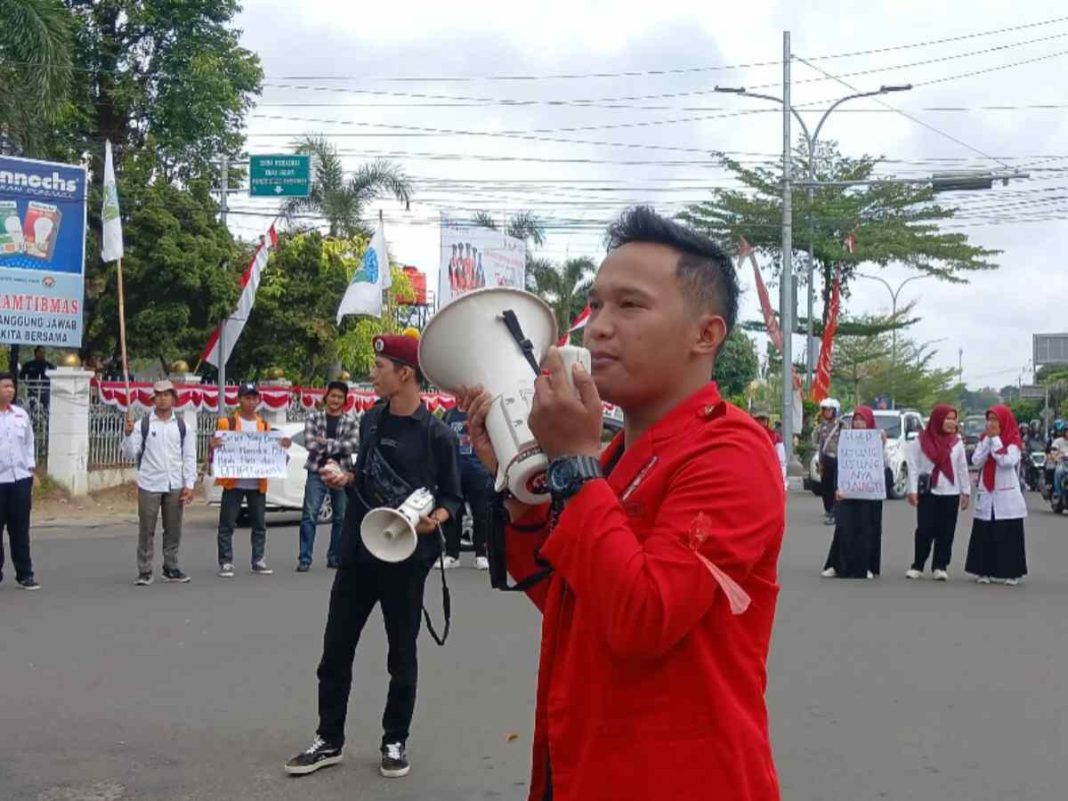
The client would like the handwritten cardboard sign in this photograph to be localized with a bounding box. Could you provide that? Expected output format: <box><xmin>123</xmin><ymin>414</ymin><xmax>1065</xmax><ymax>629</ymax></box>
<box><xmin>213</xmin><ymin>431</ymin><xmax>288</xmax><ymax>479</ymax></box>
<box><xmin>837</xmin><ymin>429</ymin><xmax>886</xmax><ymax>501</ymax></box>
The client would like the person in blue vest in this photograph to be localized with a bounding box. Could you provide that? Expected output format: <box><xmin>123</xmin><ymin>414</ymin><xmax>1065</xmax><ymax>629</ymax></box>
<box><xmin>441</xmin><ymin>405</ymin><xmax>493</xmax><ymax>569</ymax></box>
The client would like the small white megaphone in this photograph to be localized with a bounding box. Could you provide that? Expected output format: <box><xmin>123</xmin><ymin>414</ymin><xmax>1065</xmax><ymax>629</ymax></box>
<box><xmin>360</xmin><ymin>488</ymin><xmax>436</xmax><ymax>563</ymax></box>
<box><xmin>419</xmin><ymin>287</ymin><xmax>590</xmax><ymax>504</ymax></box>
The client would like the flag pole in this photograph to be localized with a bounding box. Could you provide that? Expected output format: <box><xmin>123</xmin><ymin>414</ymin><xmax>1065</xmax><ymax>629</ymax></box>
<box><xmin>116</xmin><ymin>256</ymin><xmax>132</xmax><ymax>422</ymax></box>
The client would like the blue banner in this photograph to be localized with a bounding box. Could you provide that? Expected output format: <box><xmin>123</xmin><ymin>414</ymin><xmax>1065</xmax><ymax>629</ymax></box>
<box><xmin>0</xmin><ymin>155</ymin><xmax>88</xmax><ymax>347</ymax></box>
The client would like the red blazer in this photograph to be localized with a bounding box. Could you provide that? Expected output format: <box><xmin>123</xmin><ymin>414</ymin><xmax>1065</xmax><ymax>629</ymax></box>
<box><xmin>506</xmin><ymin>383</ymin><xmax>785</xmax><ymax>801</ymax></box>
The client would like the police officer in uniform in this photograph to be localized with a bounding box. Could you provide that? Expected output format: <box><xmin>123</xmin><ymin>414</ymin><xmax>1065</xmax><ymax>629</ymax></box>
<box><xmin>285</xmin><ymin>330</ymin><xmax>462</xmax><ymax>780</ymax></box>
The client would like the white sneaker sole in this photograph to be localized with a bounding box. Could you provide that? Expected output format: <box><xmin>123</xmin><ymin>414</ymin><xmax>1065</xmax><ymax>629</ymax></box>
<box><xmin>380</xmin><ymin>764</ymin><xmax>411</xmax><ymax>779</ymax></box>
<box><xmin>17</xmin><ymin>584</ymin><xmax>40</xmax><ymax>591</ymax></box>
<box><xmin>285</xmin><ymin>754</ymin><xmax>343</xmax><ymax>776</ymax></box>
<box><xmin>162</xmin><ymin>576</ymin><xmax>191</xmax><ymax>583</ymax></box>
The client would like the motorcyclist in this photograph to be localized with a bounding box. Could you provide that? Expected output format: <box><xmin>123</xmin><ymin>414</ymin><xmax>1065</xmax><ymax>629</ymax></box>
<box><xmin>812</xmin><ymin>398</ymin><xmax>843</xmax><ymax>525</ymax></box>
<box><xmin>1049</xmin><ymin>421</ymin><xmax>1068</xmax><ymax>501</ymax></box>
<box><xmin>1023</xmin><ymin>421</ymin><xmax>1047</xmax><ymax>491</ymax></box>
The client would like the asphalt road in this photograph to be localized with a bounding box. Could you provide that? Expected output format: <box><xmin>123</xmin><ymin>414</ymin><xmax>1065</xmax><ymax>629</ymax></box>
<box><xmin>2</xmin><ymin>492</ymin><xmax>1067</xmax><ymax>801</ymax></box>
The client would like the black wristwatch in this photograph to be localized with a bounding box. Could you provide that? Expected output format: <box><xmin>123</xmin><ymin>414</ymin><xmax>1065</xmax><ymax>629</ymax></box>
<box><xmin>547</xmin><ymin>455</ymin><xmax>603</xmax><ymax>501</ymax></box>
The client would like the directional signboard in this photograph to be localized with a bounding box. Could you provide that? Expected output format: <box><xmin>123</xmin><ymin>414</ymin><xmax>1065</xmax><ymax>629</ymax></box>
<box><xmin>249</xmin><ymin>155</ymin><xmax>311</xmax><ymax>198</ymax></box>
<box><xmin>1033</xmin><ymin>333</ymin><xmax>1068</xmax><ymax>367</ymax></box>
<box><xmin>1020</xmin><ymin>384</ymin><xmax>1046</xmax><ymax>400</ymax></box>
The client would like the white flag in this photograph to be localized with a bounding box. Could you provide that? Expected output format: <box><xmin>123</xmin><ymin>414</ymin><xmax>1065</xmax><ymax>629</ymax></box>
<box><xmin>337</xmin><ymin>223</ymin><xmax>389</xmax><ymax>322</ymax></box>
<box><xmin>101</xmin><ymin>139</ymin><xmax>124</xmax><ymax>262</ymax></box>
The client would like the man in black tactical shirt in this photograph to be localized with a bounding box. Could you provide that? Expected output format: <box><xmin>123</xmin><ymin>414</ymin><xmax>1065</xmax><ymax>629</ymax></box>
<box><xmin>286</xmin><ymin>331</ymin><xmax>462</xmax><ymax>780</ymax></box>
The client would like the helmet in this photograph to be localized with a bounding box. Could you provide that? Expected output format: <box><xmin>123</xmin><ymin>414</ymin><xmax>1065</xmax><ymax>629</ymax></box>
<box><xmin>1055</xmin><ymin>420</ymin><xmax>1066</xmax><ymax>435</ymax></box>
<box><xmin>819</xmin><ymin>398</ymin><xmax>841</xmax><ymax>413</ymax></box>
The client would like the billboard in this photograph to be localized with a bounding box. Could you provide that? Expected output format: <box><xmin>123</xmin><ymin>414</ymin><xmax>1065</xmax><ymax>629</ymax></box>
<box><xmin>438</xmin><ymin>214</ymin><xmax>526</xmax><ymax>308</ymax></box>
<box><xmin>0</xmin><ymin>155</ymin><xmax>88</xmax><ymax>347</ymax></box>
<box><xmin>1034</xmin><ymin>333</ymin><xmax>1068</xmax><ymax>367</ymax></box>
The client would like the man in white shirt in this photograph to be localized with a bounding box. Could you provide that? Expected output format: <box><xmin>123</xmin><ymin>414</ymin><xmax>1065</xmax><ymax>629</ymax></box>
<box><xmin>0</xmin><ymin>371</ymin><xmax>39</xmax><ymax>590</ymax></box>
<box><xmin>121</xmin><ymin>380</ymin><xmax>197</xmax><ymax>585</ymax></box>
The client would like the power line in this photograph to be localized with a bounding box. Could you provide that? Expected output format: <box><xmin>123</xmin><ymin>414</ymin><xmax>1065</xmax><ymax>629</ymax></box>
<box><xmin>793</xmin><ymin>55</ymin><xmax>1014</xmax><ymax>169</ymax></box>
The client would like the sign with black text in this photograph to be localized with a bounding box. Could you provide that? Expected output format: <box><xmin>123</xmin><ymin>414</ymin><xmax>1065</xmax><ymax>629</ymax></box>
<box><xmin>213</xmin><ymin>431</ymin><xmax>288</xmax><ymax>479</ymax></box>
<box><xmin>837</xmin><ymin>429</ymin><xmax>886</xmax><ymax>501</ymax></box>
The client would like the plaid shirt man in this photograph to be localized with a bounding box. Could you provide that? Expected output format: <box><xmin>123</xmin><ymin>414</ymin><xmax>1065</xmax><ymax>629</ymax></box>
<box><xmin>303</xmin><ymin>408</ymin><xmax>360</xmax><ymax>471</ymax></box>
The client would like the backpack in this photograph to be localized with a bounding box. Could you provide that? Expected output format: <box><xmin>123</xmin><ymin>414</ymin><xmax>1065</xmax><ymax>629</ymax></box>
<box><xmin>138</xmin><ymin>414</ymin><xmax>188</xmax><ymax>469</ymax></box>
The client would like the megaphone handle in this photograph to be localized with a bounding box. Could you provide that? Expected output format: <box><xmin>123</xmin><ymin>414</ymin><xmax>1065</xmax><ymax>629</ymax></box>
<box><xmin>500</xmin><ymin>309</ymin><xmax>542</xmax><ymax>376</ymax></box>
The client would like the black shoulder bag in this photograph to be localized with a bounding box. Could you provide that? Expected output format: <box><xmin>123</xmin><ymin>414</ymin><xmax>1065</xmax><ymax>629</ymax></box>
<box><xmin>355</xmin><ymin>405</ymin><xmax>451</xmax><ymax>646</ymax></box>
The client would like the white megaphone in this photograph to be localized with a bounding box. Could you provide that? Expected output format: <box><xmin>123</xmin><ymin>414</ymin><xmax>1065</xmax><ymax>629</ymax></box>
<box><xmin>419</xmin><ymin>287</ymin><xmax>590</xmax><ymax>504</ymax></box>
<box><xmin>360</xmin><ymin>488</ymin><xmax>436</xmax><ymax>563</ymax></box>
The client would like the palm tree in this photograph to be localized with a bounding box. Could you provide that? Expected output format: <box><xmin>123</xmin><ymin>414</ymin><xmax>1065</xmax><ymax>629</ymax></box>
<box><xmin>526</xmin><ymin>256</ymin><xmax>596</xmax><ymax>333</ymax></box>
<box><xmin>281</xmin><ymin>136</ymin><xmax>413</xmax><ymax>238</ymax></box>
<box><xmin>0</xmin><ymin>0</ymin><xmax>73</xmax><ymax>155</ymax></box>
<box><xmin>472</xmin><ymin>210</ymin><xmax>546</xmax><ymax>249</ymax></box>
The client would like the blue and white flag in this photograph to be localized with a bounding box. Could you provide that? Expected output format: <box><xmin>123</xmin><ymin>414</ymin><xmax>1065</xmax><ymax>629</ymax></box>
<box><xmin>337</xmin><ymin>222</ymin><xmax>389</xmax><ymax>322</ymax></box>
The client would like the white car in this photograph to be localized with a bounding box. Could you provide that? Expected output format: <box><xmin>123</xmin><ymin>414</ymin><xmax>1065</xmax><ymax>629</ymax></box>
<box><xmin>808</xmin><ymin>409</ymin><xmax>924</xmax><ymax>500</ymax></box>
<box><xmin>205</xmin><ymin>422</ymin><xmax>335</xmax><ymax>523</ymax></box>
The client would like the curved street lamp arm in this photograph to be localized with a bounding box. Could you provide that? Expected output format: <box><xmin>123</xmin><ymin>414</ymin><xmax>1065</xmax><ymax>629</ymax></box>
<box><xmin>811</xmin><ymin>90</ymin><xmax>887</xmax><ymax>148</ymax></box>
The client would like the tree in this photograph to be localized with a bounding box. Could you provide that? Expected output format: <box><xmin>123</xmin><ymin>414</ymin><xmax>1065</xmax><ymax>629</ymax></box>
<box><xmin>282</xmin><ymin>136</ymin><xmax>412</xmax><ymax>238</ymax></box>
<box><xmin>713</xmin><ymin>330</ymin><xmax>759</xmax><ymax>401</ymax></box>
<box><xmin>229</xmin><ymin>232</ymin><xmax>362</xmax><ymax>382</ymax></box>
<box><xmin>0</xmin><ymin>0</ymin><xmax>73</xmax><ymax>155</ymax></box>
<box><xmin>679</xmin><ymin>140</ymin><xmax>999</xmax><ymax>307</ymax></box>
<box><xmin>229</xmin><ymin>231</ymin><xmax>414</xmax><ymax>383</ymax></box>
<box><xmin>1000</xmin><ymin>385</ymin><xmax>1021</xmax><ymax>403</ymax></box>
<box><xmin>84</xmin><ymin>177</ymin><xmax>243</xmax><ymax>371</ymax></box>
<box><xmin>831</xmin><ymin>327</ymin><xmax>892</xmax><ymax>407</ymax></box>
<box><xmin>526</xmin><ymin>257</ymin><xmax>596</xmax><ymax>336</ymax></box>
<box><xmin>471</xmin><ymin>210</ymin><xmax>546</xmax><ymax>248</ymax></box>
<box><xmin>61</xmin><ymin>0</ymin><xmax>263</xmax><ymax>179</ymax></box>
<box><xmin>830</xmin><ymin>319</ymin><xmax>959</xmax><ymax>410</ymax></box>
<box><xmin>33</xmin><ymin>1</ymin><xmax>264</xmax><ymax>366</ymax></box>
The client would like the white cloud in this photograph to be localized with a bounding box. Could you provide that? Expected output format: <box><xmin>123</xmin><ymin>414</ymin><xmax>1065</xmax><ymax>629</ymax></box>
<box><xmin>235</xmin><ymin>0</ymin><xmax>1068</xmax><ymax>389</ymax></box>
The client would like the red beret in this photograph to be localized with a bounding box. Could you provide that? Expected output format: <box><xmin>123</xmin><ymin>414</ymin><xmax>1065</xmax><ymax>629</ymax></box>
<box><xmin>373</xmin><ymin>333</ymin><xmax>419</xmax><ymax>368</ymax></box>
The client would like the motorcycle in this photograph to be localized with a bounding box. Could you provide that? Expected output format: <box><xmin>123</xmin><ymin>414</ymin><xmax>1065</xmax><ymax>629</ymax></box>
<box><xmin>1043</xmin><ymin>452</ymin><xmax>1068</xmax><ymax>514</ymax></box>
<box><xmin>1029</xmin><ymin>450</ymin><xmax>1047</xmax><ymax>494</ymax></box>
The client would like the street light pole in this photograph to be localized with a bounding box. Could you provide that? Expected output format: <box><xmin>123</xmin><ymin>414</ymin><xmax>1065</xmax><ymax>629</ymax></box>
<box><xmin>781</xmin><ymin>30</ymin><xmax>795</xmax><ymax>471</ymax></box>
<box><xmin>855</xmin><ymin>273</ymin><xmax>930</xmax><ymax>409</ymax></box>
<box><xmin>715</xmin><ymin>83</ymin><xmax>912</xmax><ymax>390</ymax></box>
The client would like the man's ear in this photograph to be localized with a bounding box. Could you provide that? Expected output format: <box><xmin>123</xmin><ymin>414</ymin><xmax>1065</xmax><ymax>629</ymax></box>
<box><xmin>694</xmin><ymin>313</ymin><xmax>728</xmax><ymax>358</ymax></box>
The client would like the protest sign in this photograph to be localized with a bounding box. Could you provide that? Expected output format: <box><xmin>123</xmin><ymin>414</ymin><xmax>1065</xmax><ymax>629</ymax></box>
<box><xmin>213</xmin><ymin>431</ymin><xmax>288</xmax><ymax>479</ymax></box>
<box><xmin>837</xmin><ymin>429</ymin><xmax>886</xmax><ymax>500</ymax></box>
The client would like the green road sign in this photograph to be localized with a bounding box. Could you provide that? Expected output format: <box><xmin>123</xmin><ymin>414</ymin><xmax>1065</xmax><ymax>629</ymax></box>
<box><xmin>249</xmin><ymin>154</ymin><xmax>311</xmax><ymax>197</ymax></box>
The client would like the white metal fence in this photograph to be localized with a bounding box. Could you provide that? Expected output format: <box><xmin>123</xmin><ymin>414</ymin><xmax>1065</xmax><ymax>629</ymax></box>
<box><xmin>88</xmin><ymin>394</ymin><xmax>130</xmax><ymax>469</ymax></box>
<box><xmin>16</xmin><ymin>379</ymin><xmax>50</xmax><ymax>468</ymax></box>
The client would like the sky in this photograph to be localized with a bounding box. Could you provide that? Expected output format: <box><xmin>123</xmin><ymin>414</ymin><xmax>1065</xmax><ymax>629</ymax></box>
<box><xmin>230</xmin><ymin>0</ymin><xmax>1068</xmax><ymax>390</ymax></box>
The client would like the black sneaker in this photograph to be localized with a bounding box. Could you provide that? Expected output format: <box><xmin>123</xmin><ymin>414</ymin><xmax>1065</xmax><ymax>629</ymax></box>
<box><xmin>17</xmin><ymin>577</ymin><xmax>40</xmax><ymax>591</ymax></box>
<box><xmin>251</xmin><ymin>560</ymin><xmax>274</xmax><ymax>576</ymax></box>
<box><xmin>380</xmin><ymin>741</ymin><xmax>410</xmax><ymax>778</ymax></box>
<box><xmin>326</xmin><ymin>558</ymin><xmax>339</xmax><ymax>569</ymax></box>
<box><xmin>162</xmin><ymin>567</ymin><xmax>191</xmax><ymax>583</ymax></box>
<box><xmin>135</xmin><ymin>572</ymin><xmax>153</xmax><ymax>586</ymax></box>
<box><xmin>296</xmin><ymin>563</ymin><xmax>310</xmax><ymax>573</ymax></box>
<box><xmin>284</xmin><ymin>736</ymin><xmax>343</xmax><ymax>776</ymax></box>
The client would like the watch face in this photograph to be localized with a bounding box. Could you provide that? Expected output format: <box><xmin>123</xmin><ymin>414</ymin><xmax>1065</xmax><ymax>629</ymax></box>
<box><xmin>548</xmin><ymin>460</ymin><xmax>573</xmax><ymax>493</ymax></box>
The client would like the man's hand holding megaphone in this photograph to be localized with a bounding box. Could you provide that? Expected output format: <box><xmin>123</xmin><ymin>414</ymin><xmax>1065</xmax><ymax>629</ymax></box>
<box><xmin>458</xmin><ymin>346</ymin><xmax>603</xmax><ymax>513</ymax></box>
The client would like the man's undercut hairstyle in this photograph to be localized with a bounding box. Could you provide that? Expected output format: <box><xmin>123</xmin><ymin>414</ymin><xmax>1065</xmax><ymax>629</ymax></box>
<box><xmin>326</xmin><ymin>380</ymin><xmax>349</xmax><ymax>397</ymax></box>
<box><xmin>391</xmin><ymin>359</ymin><xmax>424</xmax><ymax>386</ymax></box>
<box><xmin>606</xmin><ymin>206</ymin><xmax>740</xmax><ymax>334</ymax></box>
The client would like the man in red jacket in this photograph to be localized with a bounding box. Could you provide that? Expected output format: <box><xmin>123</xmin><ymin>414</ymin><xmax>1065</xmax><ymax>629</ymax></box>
<box><xmin>459</xmin><ymin>206</ymin><xmax>785</xmax><ymax>801</ymax></box>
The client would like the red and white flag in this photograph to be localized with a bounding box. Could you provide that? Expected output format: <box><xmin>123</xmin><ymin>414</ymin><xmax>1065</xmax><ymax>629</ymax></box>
<box><xmin>811</xmin><ymin>264</ymin><xmax>842</xmax><ymax>403</ymax></box>
<box><xmin>557</xmin><ymin>304</ymin><xmax>591</xmax><ymax>346</ymax></box>
<box><xmin>201</xmin><ymin>224</ymin><xmax>279</xmax><ymax>368</ymax></box>
<box><xmin>738</xmin><ymin>238</ymin><xmax>804</xmax><ymax>430</ymax></box>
